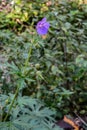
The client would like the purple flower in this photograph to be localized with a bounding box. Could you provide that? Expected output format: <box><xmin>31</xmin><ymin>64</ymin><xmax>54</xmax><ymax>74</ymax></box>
<box><xmin>36</xmin><ymin>17</ymin><xmax>50</xmax><ymax>35</ymax></box>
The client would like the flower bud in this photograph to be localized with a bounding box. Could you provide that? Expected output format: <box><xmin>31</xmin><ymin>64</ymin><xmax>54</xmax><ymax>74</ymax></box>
<box><xmin>35</xmin><ymin>63</ymin><xmax>40</xmax><ymax>69</ymax></box>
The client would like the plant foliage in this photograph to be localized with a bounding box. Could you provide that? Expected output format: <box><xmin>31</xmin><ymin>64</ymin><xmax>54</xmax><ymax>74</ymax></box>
<box><xmin>0</xmin><ymin>1</ymin><xmax>87</xmax><ymax>129</ymax></box>
<box><xmin>0</xmin><ymin>95</ymin><xmax>62</xmax><ymax>130</ymax></box>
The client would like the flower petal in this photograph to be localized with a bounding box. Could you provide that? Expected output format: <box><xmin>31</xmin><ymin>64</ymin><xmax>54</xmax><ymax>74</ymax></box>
<box><xmin>44</xmin><ymin>22</ymin><xmax>50</xmax><ymax>29</ymax></box>
<box><xmin>36</xmin><ymin>17</ymin><xmax>50</xmax><ymax>35</ymax></box>
<box><xmin>37</xmin><ymin>27</ymin><xmax>48</xmax><ymax>35</ymax></box>
<box><xmin>41</xmin><ymin>17</ymin><xmax>47</xmax><ymax>22</ymax></box>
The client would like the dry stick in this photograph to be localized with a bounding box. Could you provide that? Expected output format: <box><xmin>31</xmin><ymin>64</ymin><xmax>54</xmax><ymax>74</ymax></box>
<box><xmin>74</xmin><ymin>112</ymin><xmax>87</xmax><ymax>126</ymax></box>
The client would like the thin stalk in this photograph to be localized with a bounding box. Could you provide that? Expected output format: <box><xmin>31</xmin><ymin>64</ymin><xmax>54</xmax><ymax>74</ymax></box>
<box><xmin>64</xmin><ymin>42</ymin><xmax>69</xmax><ymax>88</ymax></box>
<box><xmin>4</xmin><ymin>41</ymin><xmax>33</xmax><ymax>122</ymax></box>
<box><xmin>3</xmin><ymin>85</ymin><xmax>19</xmax><ymax>122</ymax></box>
<box><xmin>60</xmin><ymin>41</ymin><xmax>69</xmax><ymax>88</ymax></box>
<box><xmin>0</xmin><ymin>106</ymin><xmax>2</xmax><ymax>122</ymax></box>
<box><xmin>74</xmin><ymin>112</ymin><xmax>87</xmax><ymax>126</ymax></box>
<box><xmin>24</xmin><ymin>45</ymin><xmax>32</xmax><ymax>67</ymax></box>
<box><xmin>37</xmin><ymin>78</ymin><xmax>41</xmax><ymax>98</ymax></box>
<box><xmin>23</xmin><ymin>45</ymin><xmax>33</xmax><ymax>76</ymax></box>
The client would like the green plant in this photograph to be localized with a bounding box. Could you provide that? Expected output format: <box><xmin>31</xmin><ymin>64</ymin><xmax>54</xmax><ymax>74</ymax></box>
<box><xmin>3</xmin><ymin>30</ymin><xmax>74</xmax><ymax>116</ymax></box>
<box><xmin>0</xmin><ymin>0</ymin><xmax>87</xmax><ymax>119</ymax></box>
<box><xmin>0</xmin><ymin>95</ymin><xmax>63</xmax><ymax>130</ymax></box>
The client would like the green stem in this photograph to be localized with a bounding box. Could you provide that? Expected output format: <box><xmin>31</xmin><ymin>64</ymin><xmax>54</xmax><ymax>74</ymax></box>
<box><xmin>25</xmin><ymin>45</ymin><xmax>32</xmax><ymax>67</ymax></box>
<box><xmin>23</xmin><ymin>45</ymin><xmax>32</xmax><ymax>75</ymax></box>
<box><xmin>4</xmin><ymin>42</ymin><xmax>33</xmax><ymax>122</ymax></box>
<box><xmin>3</xmin><ymin>86</ymin><xmax>19</xmax><ymax>122</ymax></box>
<box><xmin>37</xmin><ymin>78</ymin><xmax>41</xmax><ymax>98</ymax></box>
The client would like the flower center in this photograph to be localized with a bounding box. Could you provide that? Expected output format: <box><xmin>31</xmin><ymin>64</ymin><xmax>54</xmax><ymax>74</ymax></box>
<box><xmin>39</xmin><ymin>23</ymin><xmax>45</xmax><ymax>27</ymax></box>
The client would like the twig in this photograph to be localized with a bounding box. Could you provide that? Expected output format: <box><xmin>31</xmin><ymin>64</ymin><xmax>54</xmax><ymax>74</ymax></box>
<box><xmin>74</xmin><ymin>112</ymin><xmax>87</xmax><ymax>126</ymax></box>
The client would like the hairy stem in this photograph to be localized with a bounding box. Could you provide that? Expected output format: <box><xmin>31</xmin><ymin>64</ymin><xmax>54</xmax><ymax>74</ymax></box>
<box><xmin>4</xmin><ymin>41</ymin><xmax>33</xmax><ymax>121</ymax></box>
<box><xmin>23</xmin><ymin>44</ymin><xmax>33</xmax><ymax>76</ymax></box>
<box><xmin>3</xmin><ymin>85</ymin><xmax>19</xmax><ymax>122</ymax></box>
<box><xmin>25</xmin><ymin>45</ymin><xmax>32</xmax><ymax>67</ymax></box>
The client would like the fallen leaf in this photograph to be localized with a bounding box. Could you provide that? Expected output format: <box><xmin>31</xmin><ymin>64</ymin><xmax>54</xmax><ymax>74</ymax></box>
<box><xmin>64</xmin><ymin>116</ymin><xmax>79</xmax><ymax>130</ymax></box>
